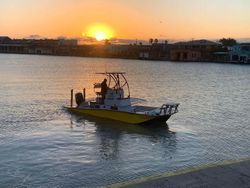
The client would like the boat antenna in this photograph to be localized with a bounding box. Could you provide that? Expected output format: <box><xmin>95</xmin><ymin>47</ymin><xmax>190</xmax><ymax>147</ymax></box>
<box><xmin>104</xmin><ymin>53</ymin><xmax>108</xmax><ymax>74</ymax></box>
<box><xmin>105</xmin><ymin>62</ymin><xmax>107</xmax><ymax>73</ymax></box>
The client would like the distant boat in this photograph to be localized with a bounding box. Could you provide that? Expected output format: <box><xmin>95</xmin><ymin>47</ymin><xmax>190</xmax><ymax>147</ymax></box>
<box><xmin>65</xmin><ymin>72</ymin><xmax>179</xmax><ymax>125</ymax></box>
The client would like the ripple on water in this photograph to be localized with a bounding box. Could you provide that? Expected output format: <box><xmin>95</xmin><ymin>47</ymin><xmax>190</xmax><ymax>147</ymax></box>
<box><xmin>0</xmin><ymin>55</ymin><xmax>250</xmax><ymax>187</ymax></box>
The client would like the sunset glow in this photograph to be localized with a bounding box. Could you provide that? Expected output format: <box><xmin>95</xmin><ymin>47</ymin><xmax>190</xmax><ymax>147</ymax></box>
<box><xmin>0</xmin><ymin>0</ymin><xmax>250</xmax><ymax>41</ymax></box>
<box><xmin>85</xmin><ymin>23</ymin><xmax>114</xmax><ymax>41</ymax></box>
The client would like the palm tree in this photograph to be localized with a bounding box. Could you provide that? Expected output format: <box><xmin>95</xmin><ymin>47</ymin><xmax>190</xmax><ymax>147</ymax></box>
<box><xmin>149</xmin><ymin>38</ymin><xmax>154</xmax><ymax>45</ymax></box>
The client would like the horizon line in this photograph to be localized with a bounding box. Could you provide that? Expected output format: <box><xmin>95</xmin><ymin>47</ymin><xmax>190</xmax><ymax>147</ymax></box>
<box><xmin>2</xmin><ymin>35</ymin><xmax>250</xmax><ymax>44</ymax></box>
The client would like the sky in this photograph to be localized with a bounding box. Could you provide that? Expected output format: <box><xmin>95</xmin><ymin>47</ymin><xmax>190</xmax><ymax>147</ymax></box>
<box><xmin>0</xmin><ymin>0</ymin><xmax>250</xmax><ymax>41</ymax></box>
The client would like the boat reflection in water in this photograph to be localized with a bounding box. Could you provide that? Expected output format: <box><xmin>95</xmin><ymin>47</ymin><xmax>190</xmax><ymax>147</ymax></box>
<box><xmin>70</xmin><ymin>114</ymin><xmax>177</xmax><ymax>162</ymax></box>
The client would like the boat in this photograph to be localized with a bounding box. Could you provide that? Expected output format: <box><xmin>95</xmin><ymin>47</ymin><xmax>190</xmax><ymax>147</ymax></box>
<box><xmin>65</xmin><ymin>72</ymin><xmax>179</xmax><ymax>125</ymax></box>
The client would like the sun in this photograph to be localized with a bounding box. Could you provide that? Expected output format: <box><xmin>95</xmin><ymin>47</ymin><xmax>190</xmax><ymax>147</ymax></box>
<box><xmin>95</xmin><ymin>31</ymin><xmax>106</xmax><ymax>41</ymax></box>
<box><xmin>85</xmin><ymin>23</ymin><xmax>114</xmax><ymax>41</ymax></box>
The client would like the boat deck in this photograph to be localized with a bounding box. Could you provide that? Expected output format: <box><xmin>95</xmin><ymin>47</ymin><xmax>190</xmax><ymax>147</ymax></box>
<box><xmin>134</xmin><ymin>105</ymin><xmax>158</xmax><ymax>112</ymax></box>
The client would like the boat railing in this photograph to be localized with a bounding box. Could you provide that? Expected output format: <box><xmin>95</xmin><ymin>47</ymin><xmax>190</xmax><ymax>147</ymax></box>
<box><xmin>160</xmin><ymin>103</ymin><xmax>179</xmax><ymax>115</ymax></box>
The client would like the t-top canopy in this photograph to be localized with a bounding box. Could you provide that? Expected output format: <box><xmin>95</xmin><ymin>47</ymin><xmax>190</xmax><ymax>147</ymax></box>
<box><xmin>96</xmin><ymin>72</ymin><xmax>126</xmax><ymax>75</ymax></box>
<box><xmin>95</xmin><ymin>72</ymin><xmax>130</xmax><ymax>98</ymax></box>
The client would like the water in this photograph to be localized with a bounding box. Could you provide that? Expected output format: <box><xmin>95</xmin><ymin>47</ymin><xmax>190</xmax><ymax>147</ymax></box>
<box><xmin>0</xmin><ymin>54</ymin><xmax>249</xmax><ymax>187</ymax></box>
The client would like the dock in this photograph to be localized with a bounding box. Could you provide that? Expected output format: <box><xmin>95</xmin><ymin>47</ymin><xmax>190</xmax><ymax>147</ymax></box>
<box><xmin>107</xmin><ymin>158</ymin><xmax>250</xmax><ymax>188</ymax></box>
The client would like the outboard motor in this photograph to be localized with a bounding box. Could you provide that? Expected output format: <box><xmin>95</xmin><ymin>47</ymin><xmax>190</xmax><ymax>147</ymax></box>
<box><xmin>75</xmin><ymin>92</ymin><xmax>84</xmax><ymax>106</ymax></box>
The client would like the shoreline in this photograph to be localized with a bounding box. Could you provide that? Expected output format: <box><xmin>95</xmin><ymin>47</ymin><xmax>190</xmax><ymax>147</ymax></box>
<box><xmin>0</xmin><ymin>52</ymin><xmax>249</xmax><ymax>65</ymax></box>
<box><xmin>1</xmin><ymin>37</ymin><xmax>250</xmax><ymax>64</ymax></box>
<box><xmin>105</xmin><ymin>157</ymin><xmax>250</xmax><ymax>188</ymax></box>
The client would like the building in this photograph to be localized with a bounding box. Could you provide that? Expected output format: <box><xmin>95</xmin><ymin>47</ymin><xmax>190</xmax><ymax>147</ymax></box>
<box><xmin>228</xmin><ymin>43</ymin><xmax>250</xmax><ymax>64</ymax></box>
<box><xmin>0</xmin><ymin>37</ymin><xmax>26</xmax><ymax>54</ymax></box>
<box><xmin>0</xmin><ymin>36</ymin><xmax>11</xmax><ymax>43</ymax></box>
<box><xmin>170</xmin><ymin>40</ymin><xmax>221</xmax><ymax>62</ymax></box>
<box><xmin>0</xmin><ymin>36</ymin><xmax>78</xmax><ymax>55</ymax></box>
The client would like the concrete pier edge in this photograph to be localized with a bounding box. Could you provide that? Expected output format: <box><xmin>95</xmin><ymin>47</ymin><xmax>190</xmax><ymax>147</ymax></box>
<box><xmin>104</xmin><ymin>157</ymin><xmax>250</xmax><ymax>188</ymax></box>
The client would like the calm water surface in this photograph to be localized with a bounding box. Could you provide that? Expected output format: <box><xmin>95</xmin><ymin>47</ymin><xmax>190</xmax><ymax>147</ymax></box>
<box><xmin>0</xmin><ymin>54</ymin><xmax>250</xmax><ymax>187</ymax></box>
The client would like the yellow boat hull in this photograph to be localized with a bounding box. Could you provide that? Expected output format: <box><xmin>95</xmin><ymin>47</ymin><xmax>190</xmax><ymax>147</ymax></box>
<box><xmin>65</xmin><ymin>107</ymin><xmax>170</xmax><ymax>124</ymax></box>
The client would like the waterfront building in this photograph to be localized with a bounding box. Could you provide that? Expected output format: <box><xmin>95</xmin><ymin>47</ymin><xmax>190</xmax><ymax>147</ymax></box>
<box><xmin>0</xmin><ymin>36</ymin><xmax>78</xmax><ymax>55</ymax></box>
<box><xmin>0</xmin><ymin>36</ymin><xmax>11</xmax><ymax>43</ymax></box>
<box><xmin>229</xmin><ymin>43</ymin><xmax>250</xmax><ymax>64</ymax></box>
<box><xmin>170</xmin><ymin>40</ymin><xmax>221</xmax><ymax>62</ymax></box>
